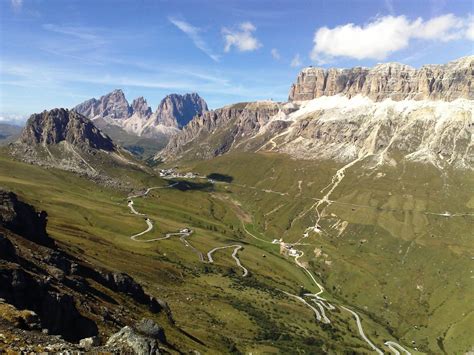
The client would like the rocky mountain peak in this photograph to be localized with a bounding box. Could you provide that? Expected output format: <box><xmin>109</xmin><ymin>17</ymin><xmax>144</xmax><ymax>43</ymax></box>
<box><xmin>74</xmin><ymin>89</ymin><xmax>131</xmax><ymax>121</ymax></box>
<box><xmin>19</xmin><ymin>108</ymin><xmax>115</xmax><ymax>151</ymax></box>
<box><xmin>289</xmin><ymin>56</ymin><xmax>474</xmax><ymax>102</ymax></box>
<box><xmin>131</xmin><ymin>97</ymin><xmax>152</xmax><ymax>118</ymax></box>
<box><xmin>153</xmin><ymin>93</ymin><xmax>208</xmax><ymax>128</ymax></box>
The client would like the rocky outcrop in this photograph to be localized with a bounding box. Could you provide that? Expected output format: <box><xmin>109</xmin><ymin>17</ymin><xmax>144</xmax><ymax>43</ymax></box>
<box><xmin>10</xmin><ymin>109</ymin><xmax>145</xmax><ymax>185</ymax></box>
<box><xmin>130</xmin><ymin>97</ymin><xmax>152</xmax><ymax>118</ymax></box>
<box><xmin>288</xmin><ymin>56</ymin><xmax>473</xmax><ymax>102</ymax></box>
<box><xmin>74</xmin><ymin>89</ymin><xmax>132</xmax><ymax>121</ymax></box>
<box><xmin>19</xmin><ymin>108</ymin><xmax>115</xmax><ymax>152</ymax></box>
<box><xmin>148</xmin><ymin>93</ymin><xmax>208</xmax><ymax>129</ymax></box>
<box><xmin>0</xmin><ymin>190</ymin><xmax>53</xmax><ymax>246</ymax></box>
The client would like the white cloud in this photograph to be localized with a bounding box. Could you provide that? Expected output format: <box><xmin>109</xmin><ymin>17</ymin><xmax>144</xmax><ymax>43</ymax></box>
<box><xmin>222</xmin><ymin>22</ymin><xmax>262</xmax><ymax>52</ymax></box>
<box><xmin>169</xmin><ymin>17</ymin><xmax>220</xmax><ymax>62</ymax></box>
<box><xmin>311</xmin><ymin>14</ymin><xmax>474</xmax><ymax>63</ymax></box>
<box><xmin>271</xmin><ymin>48</ymin><xmax>280</xmax><ymax>60</ymax></box>
<box><xmin>414</xmin><ymin>14</ymin><xmax>464</xmax><ymax>41</ymax></box>
<box><xmin>0</xmin><ymin>113</ymin><xmax>26</xmax><ymax>125</ymax></box>
<box><xmin>291</xmin><ymin>53</ymin><xmax>302</xmax><ymax>67</ymax></box>
<box><xmin>465</xmin><ymin>15</ymin><xmax>474</xmax><ymax>40</ymax></box>
<box><xmin>11</xmin><ymin>0</ymin><xmax>22</xmax><ymax>11</ymax></box>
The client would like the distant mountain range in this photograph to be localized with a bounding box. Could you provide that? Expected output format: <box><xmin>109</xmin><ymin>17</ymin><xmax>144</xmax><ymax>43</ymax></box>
<box><xmin>74</xmin><ymin>90</ymin><xmax>208</xmax><ymax>139</ymax></box>
<box><xmin>160</xmin><ymin>56</ymin><xmax>473</xmax><ymax>170</ymax></box>
<box><xmin>7</xmin><ymin>55</ymin><xmax>473</xmax><ymax>177</ymax></box>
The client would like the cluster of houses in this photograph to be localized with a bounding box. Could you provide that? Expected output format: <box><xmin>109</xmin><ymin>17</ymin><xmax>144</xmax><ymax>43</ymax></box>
<box><xmin>273</xmin><ymin>239</ymin><xmax>302</xmax><ymax>257</ymax></box>
<box><xmin>159</xmin><ymin>168</ymin><xmax>198</xmax><ymax>179</ymax></box>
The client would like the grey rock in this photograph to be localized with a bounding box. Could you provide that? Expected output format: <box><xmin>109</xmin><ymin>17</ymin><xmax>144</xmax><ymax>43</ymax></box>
<box><xmin>135</xmin><ymin>318</ymin><xmax>166</xmax><ymax>342</ymax></box>
<box><xmin>19</xmin><ymin>108</ymin><xmax>115</xmax><ymax>152</ymax></box>
<box><xmin>288</xmin><ymin>56</ymin><xmax>473</xmax><ymax>102</ymax></box>
<box><xmin>74</xmin><ymin>89</ymin><xmax>132</xmax><ymax>121</ymax></box>
<box><xmin>106</xmin><ymin>325</ymin><xmax>161</xmax><ymax>354</ymax></box>
<box><xmin>131</xmin><ymin>96</ymin><xmax>152</xmax><ymax>118</ymax></box>
<box><xmin>79</xmin><ymin>336</ymin><xmax>100</xmax><ymax>348</ymax></box>
<box><xmin>150</xmin><ymin>93</ymin><xmax>208</xmax><ymax>129</ymax></box>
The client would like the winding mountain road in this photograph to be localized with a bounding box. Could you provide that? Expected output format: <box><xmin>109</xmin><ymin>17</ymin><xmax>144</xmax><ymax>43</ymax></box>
<box><xmin>384</xmin><ymin>341</ymin><xmax>412</xmax><ymax>355</ymax></box>
<box><xmin>341</xmin><ymin>305</ymin><xmax>384</xmax><ymax>355</ymax></box>
<box><xmin>207</xmin><ymin>244</ymin><xmax>248</xmax><ymax>277</ymax></box>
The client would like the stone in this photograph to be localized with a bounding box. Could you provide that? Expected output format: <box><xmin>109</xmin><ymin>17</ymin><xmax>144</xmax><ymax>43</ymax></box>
<box><xmin>135</xmin><ymin>318</ymin><xmax>166</xmax><ymax>343</ymax></box>
<box><xmin>106</xmin><ymin>326</ymin><xmax>161</xmax><ymax>354</ymax></box>
<box><xmin>79</xmin><ymin>336</ymin><xmax>100</xmax><ymax>348</ymax></box>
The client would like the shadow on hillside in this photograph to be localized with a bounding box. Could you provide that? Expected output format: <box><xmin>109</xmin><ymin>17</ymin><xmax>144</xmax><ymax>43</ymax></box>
<box><xmin>206</xmin><ymin>173</ymin><xmax>234</xmax><ymax>183</ymax></box>
<box><xmin>168</xmin><ymin>180</ymin><xmax>214</xmax><ymax>192</ymax></box>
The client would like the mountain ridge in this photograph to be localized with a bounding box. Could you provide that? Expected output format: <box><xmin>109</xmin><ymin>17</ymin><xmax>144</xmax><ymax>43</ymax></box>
<box><xmin>160</xmin><ymin>56</ymin><xmax>473</xmax><ymax>170</ymax></box>
<box><xmin>74</xmin><ymin>90</ymin><xmax>208</xmax><ymax>139</ymax></box>
<box><xmin>289</xmin><ymin>55</ymin><xmax>473</xmax><ymax>102</ymax></box>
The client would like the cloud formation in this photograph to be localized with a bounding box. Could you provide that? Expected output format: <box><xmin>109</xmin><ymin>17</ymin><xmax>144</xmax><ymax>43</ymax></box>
<box><xmin>169</xmin><ymin>17</ymin><xmax>220</xmax><ymax>62</ymax></box>
<box><xmin>271</xmin><ymin>48</ymin><xmax>280</xmax><ymax>60</ymax></box>
<box><xmin>311</xmin><ymin>14</ymin><xmax>473</xmax><ymax>63</ymax></box>
<box><xmin>290</xmin><ymin>53</ymin><xmax>302</xmax><ymax>67</ymax></box>
<box><xmin>222</xmin><ymin>22</ymin><xmax>262</xmax><ymax>52</ymax></box>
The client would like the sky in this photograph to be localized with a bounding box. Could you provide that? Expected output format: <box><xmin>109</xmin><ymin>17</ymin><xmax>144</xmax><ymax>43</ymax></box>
<box><xmin>0</xmin><ymin>0</ymin><xmax>473</xmax><ymax>124</ymax></box>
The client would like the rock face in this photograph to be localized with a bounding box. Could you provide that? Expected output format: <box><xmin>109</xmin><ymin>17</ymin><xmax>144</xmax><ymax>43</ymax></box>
<box><xmin>150</xmin><ymin>93</ymin><xmax>208</xmax><ymax>128</ymax></box>
<box><xmin>161</xmin><ymin>57</ymin><xmax>473</xmax><ymax>170</ymax></box>
<box><xmin>131</xmin><ymin>96</ymin><xmax>152</xmax><ymax>118</ymax></box>
<box><xmin>74</xmin><ymin>91</ymin><xmax>208</xmax><ymax>139</ymax></box>
<box><xmin>10</xmin><ymin>108</ymin><xmax>145</xmax><ymax>183</ymax></box>
<box><xmin>19</xmin><ymin>108</ymin><xmax>115</xmax><ymax>152</ymax></box>
<box><xmin>74</xmin><ymin>89</ymin><xmax>132</xmax><ymax>121</ymax></box>
<box><xmin>288</xmin><ymin>56</ymin><xmax>473</xmax><ymax>102</ymax></box>
<box><xmin>0</xmin><ymin>190</ymin><xmax>52</xmax><ymax>246</ymax></box>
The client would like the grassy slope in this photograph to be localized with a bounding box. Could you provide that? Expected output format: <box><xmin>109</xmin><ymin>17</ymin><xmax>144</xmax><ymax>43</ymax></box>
<box><xmin>0</xmin><ymin>153</ymin><xmax>364</xmax><ymax>353</ymax></box>
<box><xmin>1</xmin><ymin>150</ymin><xmax>472</xmax><ymax>353</ymax></box>
<box><xmin>186</xmin><ymin>152</ymin><xmax>474</xmax><ymax>354</ymax></box>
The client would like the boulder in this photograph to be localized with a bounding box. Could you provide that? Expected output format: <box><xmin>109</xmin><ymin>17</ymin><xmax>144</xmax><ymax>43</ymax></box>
<box><xmin>106</xmin><ymin>325</ymin><xmax>161</xmax><ymax>354</ymax></box>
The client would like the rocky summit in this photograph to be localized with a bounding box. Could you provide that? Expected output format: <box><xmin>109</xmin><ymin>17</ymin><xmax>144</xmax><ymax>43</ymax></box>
<box><xmin>9</xmin><ymin>108</ymin><xmax>145</xmax><ymax>184</ymax></box>
<box><xmin>19</xmin><ymin>108</ymin><xmax>115</xmax><ymax>152</ymax></box>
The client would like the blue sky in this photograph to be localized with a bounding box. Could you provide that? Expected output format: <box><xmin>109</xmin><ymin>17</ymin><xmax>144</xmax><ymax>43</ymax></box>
<box><xmin>0</xmin><ymin>0</ymin><xmax>473</xmax><ymax>124</ymax></box>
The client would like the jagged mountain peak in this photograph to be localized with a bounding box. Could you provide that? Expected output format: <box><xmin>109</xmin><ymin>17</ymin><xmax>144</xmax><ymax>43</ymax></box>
<box><xmin>130</xmin><ymin>96</ymin><xmax>152</xmax><ymax>118</ymax></box>
<box><xmin>145</xmin><ymin>92</ymin><xmax>208</xmax><ymax>131</ymax></box>
<box><xmin>74</xmin><ymin>91</ymin><xmax>208</xmax><ymax>140</ymax></box>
